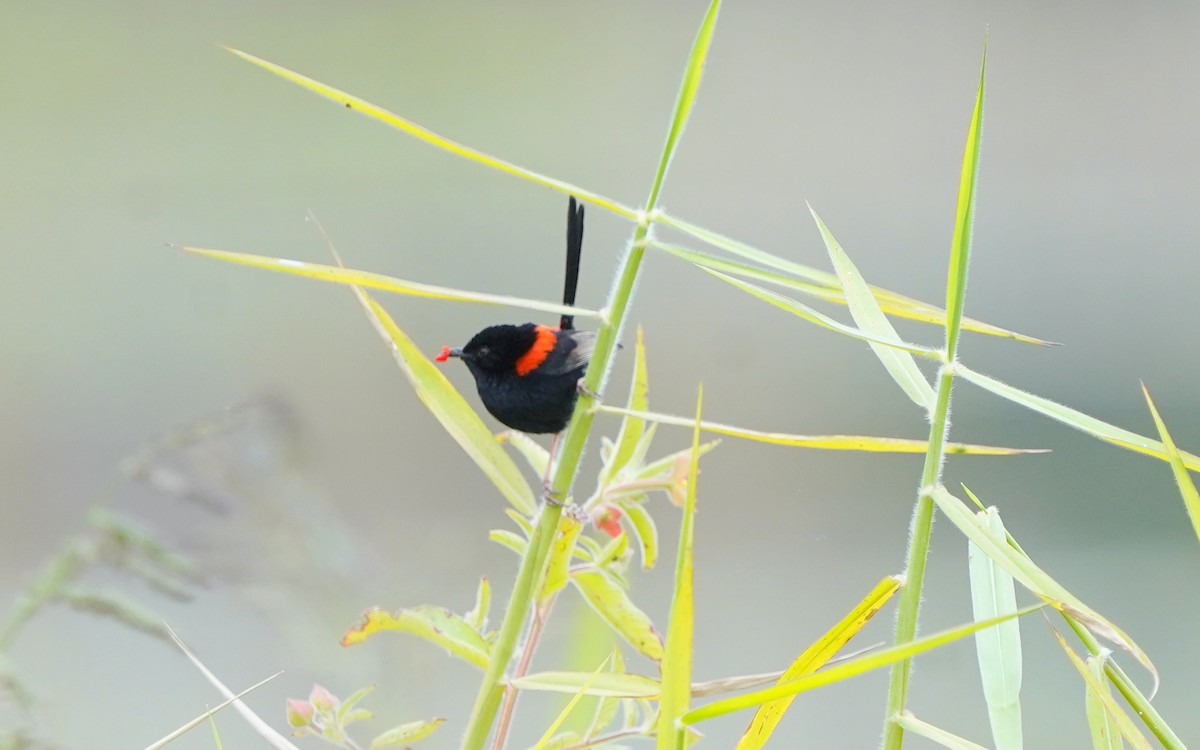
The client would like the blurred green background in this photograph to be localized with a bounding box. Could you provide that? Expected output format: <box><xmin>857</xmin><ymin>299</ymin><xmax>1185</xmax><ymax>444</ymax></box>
<box><xmin>3</xmin><ymin>1</ymin><xmax>1198</xmax><ymax>747</ymax></box>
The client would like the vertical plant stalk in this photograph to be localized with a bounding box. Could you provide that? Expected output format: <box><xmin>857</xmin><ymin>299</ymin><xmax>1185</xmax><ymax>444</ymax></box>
<box><xmin>491</xmin><ymin>605</ymin><xmax>551</xmax><ymax>750</ymax></box>
<box><xmin>459</xmin><ymin>4</ymin><xmax>722</xmax><ymax>748</ymax></box>
<box><xmin>882</xmin><ymin>48</ymin><xmax>986</xmax><ymax>750</ymax></box>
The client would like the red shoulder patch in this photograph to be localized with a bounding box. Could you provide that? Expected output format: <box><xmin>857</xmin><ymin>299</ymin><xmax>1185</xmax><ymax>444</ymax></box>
<box><xmin>515</xmin><ymin>325</ymin><xmax>558</xmax><ymax>376</ymax></box>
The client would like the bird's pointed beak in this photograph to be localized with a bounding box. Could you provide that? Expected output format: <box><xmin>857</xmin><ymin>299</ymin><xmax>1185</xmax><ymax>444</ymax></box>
<box><xmin>434</xmin><ymin>345</ymin><xmax>464</xmax><ymax>362</ymax></box>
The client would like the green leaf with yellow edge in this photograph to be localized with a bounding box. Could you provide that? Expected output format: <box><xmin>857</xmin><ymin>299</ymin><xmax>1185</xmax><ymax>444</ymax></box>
<box><xmin>489</xmin><ymin>529</ymin><xmax>527</xmax><ymax>556</ymax></box>
<box><xmin>893</xmin><ymin>712</ymin><xmax>990</xmax><ymax>750</ymax></box>
<box><xmin>699</xmin><ymin>268</ymin><xmax>943</xmax><ymax>359</ymax></box>
<box><xmin>809</xmin><ymin>206</ymin><xmax>935</xmax><ymax>410</ymax></box>
<box><xmin>223</xmin><ymin>47</ymin><xmax>637</xmax><ymax>221</ymax></box>
<box><xmin>602</xmin><ymin>326</ymin><xmax>650</xmax><ymax>487</ymax></box>
<box><xmin>369</xmin><ymin>718</ymin><xmax>445</xmax><ymax>750</ymax></box>
<box><xmin>621</xmin><ymin>499</ymin><xmax>659</xmax><ymax>571</ymax></box>
<box><xmin>539</xmin><ymin>514</ymin><xmax>584</xmax><ymax>604</ymax></box>
<box><xmin>737</xmin><ymin>575</ymin><xmax>901</xmax><ymax>750</ymax></box>
<box><xmin>348</xmin><ymin>289</ymin><xmax>536</xmax><ymax>515</ymax></box>
<box><xmin>651</xmin><ymin>217</ymin><xmax>1053</xmax><ymax>346</ymax></box>
<box><xmin>532</xmin><ymin>656</ymin><xmax>613</xmax><ymax>750</ymax></box>
<box><xmin>572</xmin><ymin>569</ymin><xmax>664</xmax><ymax>663</ymax></box>
<box><xmin>511</xmin><ymin>671</ymin><xmax>661</xmax><ymax>699</ymax></box>
<box><xmin>1052</xmin><ymin>629</ymin><xmax>1152</xmax><ymax>750</ymax></box>
<box><xmin>681</xmin><ymin>603</ymin><xmax>1046</xmax><ymax>726</ymax></box>
<box><xmin>180</xmin><ymin>246</ymin><xmax>596</xmax><ymax>321</ymax></box>
<box><xmin>969</xmin><ymin>508</ymin><xmax>1024</xmax><ymax>750</ymax></box>
<box><xmin>932</xmin><ymin>486</ymin><xmax>1156</xmax><ymax>682</ymax></box>
<box><xmin>657</xmin><ymin>385</ymin><xmax>703</xmax><ymax>750</ymax></box>
<box><xmin>1141</xmin><ymin>384</ymin><xmax>1200</xmax><ymax>544</ymax></box>
<box><xmin>957</xmin><ymin>364</ymin><xmax>1200</xmax><ymax>471</ymax></box>
<box><xmin>1085</xmin><ymin>655</ymin><xmax>1123</xmax><ymax>750</ymax></box>
<box><xmin>598</xmin><ymin>405</ymin><xmax>1043</xmax><ymax>456</ymax></box>
<box><xmin>340</xmin><ymin>606</ymin><xmax>490</xmax><ymax>669</ymax></box>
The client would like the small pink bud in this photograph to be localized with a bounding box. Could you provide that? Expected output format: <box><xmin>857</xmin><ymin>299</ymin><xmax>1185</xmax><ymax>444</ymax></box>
<box><xmin>308</xmin><ymin>683</ymin><xmax>339</xmax><ymax>712</ymax></box>
<box><xmin>286</xmin><ymin>698</ymin><xmax>314</xmax><ymax>728</ymax></box>
<box><xmin>595</xmin><ymin>506</ymin><xmax>624</xmax><ymax>538</ymax></box>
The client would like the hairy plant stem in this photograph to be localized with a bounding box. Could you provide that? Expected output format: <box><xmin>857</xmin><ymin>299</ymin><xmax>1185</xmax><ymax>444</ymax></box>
<box><xmin>459</xmin><ymin>225</ymin><xmax>655</xmax><ymax>750</ymax></box>
<box><xmin>881</xmin><ymin>363</ymin><xmax>955</xmax><ymax>750</ymax></box>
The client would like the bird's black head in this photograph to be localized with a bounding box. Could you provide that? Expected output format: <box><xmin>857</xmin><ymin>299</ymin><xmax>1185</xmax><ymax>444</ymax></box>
<box><xmin>447</xmin><ymin>323</ymin><xmax>539</xmax><ymax>378</ymax></box>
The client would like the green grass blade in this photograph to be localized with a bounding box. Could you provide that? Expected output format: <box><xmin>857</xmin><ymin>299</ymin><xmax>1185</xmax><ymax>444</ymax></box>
<box><xmin>1141</xmin><ymin>384</ymin><xmax>1200</xmax><ymax>544</ymax></box>
<box><xmin>142</xmin><ymin>672</ymin><xmax>282</xmax><ymax>750</ymax></box>
<box><xmin>180</xmin><ymin>245</ymin><xmax>597</xmax><ymax>320</ymax></box>
<box><xmin>969</xmin><ymin>508</ymin><xmax>1024</xmax><ymax>750</ymax></box>
<box><xmin>652</xmin><ymin>217</ymin><xmax>1053</xmax><ymax>345</ymax></box>
<box><xmin>957</xmin><ymin>364</ymin><xmax>1200</xmax><ymax>470</ymax></box>
<box><xmin>933</xmin><ymin>486</ymin><xmax>1156</xmax><ymax>679</ymax></box>
<box><xmin>532</xmin><ymin>656</ymin><xmax>613</xmax><ymax>750</ymax></box>
<box><xmin>699</xmin><ymin>268</ymin><xmax>943</xmax><ymax>358</ymax></box>
<box><xmin>597</xmin><ymin>404</ymin><xmax>1043</xmax><ymax>455</ymax></box>
<box><xmin>893</xmin><ymin>712</ymin><xmax>991</xmax><ymax>750</ymax></box>
<box><xmin>223</xmin><ymin>47</ymin><xmax>637</xmax><ymax>220</ymax></box>
<box><xmin>601</xmin><ymin>326</ymin><xmax>650</xmax><ymax>487</ymax></box>
<box><xmin>945</xmin><ymin>46</ymin><xmax>986</xmax><ymax>359</ymax></box>
<box><xmin>645</xmin><ymin>0</ymin><xmax>721</xmax><ymax>209</ymax></box>
<box><xmin>656</xmin><ymin>386</ymin><xmax>703</xmax><ymax>750</ymax></box>
<box><xmin>681</xmin><ymin>603</ymin><xmax>1046</xmax><ymax>726</ymax></box>
<box><xmin>809</xmin><ymin>206</ymin><xmax>936</xmax><ymax>410</ymax></box>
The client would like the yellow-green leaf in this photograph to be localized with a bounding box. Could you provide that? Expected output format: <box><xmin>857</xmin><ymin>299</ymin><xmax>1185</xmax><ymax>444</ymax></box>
<box><xmin>809</xmin><ymin>206</ymin><xmax>935</xmax><ymax>410</ymax></box>
<box><xmin>602</xmin><ymin>327</ymin><xmax>650</xmax><ymax>486</ymax></box>
<box><xmin>737</xmin><ymin>575</ymin><xmax>900</xmax><ymax>750</ymax></box>
<box><xmin>511</xmin><ymin>671</ymin><xmax>661</xmax><ymax>699</ymax></box>
<box><xmin>539</xmin><ymin>515</ymin><xmax>584</xmax><ymax>604</ymax></box>
<box><xmin>1052</xmin><ymin>629</ymin><xmax>1152</xmax><ymax>750</ymax></box>
<box><xmin>1141</xmin><ymin>384</ymin><xmax>1200</xmax><ymax>545</ymax></box>
<box><xmin>223</xmin><ymin>48</ymin><xmax>638</xmax><ymax>221</ymax></box>
<box><xmin>598</xmin><ymin>405</ymin><xmax>1043</xmax><ymax>456</ymax></box>
<box><xmin>621</xmin><ymin>499</ymin><xmax>659</xmax><ymax>571</ymax></box>
<box><xmin>945</xmin><ymin>46</ymin><xmax>986</xmax><ymax>358</ymax></box>
<box><xmin>1085</xmin><ymin>655</ymin><xmax>1123</xmax><ymax>750</ymax></box>
<box><xmin>957</xmin><ymin>364</ymin><xmax>1200</xmax><ymax>471</ymax></box>
<box><xmin>351</xmin><ymin>289</ymin><xmax>537</xmax><ymax>515</ymax></box>
<box><xmin>369</xmin><ymin>718</ymin><xmax>445</xmax><ymax>750</ymax></box>
<box><xmin>893</xmin><ymin>712</ymin><xmax>991</xmax><ymax>750</ymax></box>
<box><xmin>340</xmin><ymin>606</ymin><xmax>490</xmax><ymax>669</ymax></box>
<box><xmin>572</xmin><ymin>570</ymin><xmax>663</xmax><ymax>662</ymax></box>
<box><xmin>682</xmin><ymin>603</ymin><xmax>1045</xmax><ymax>726</ymax></box>
<box><xmin>181</xmin><ymin>246</ymin><xmax>596</xmax><ymax>321</ymax></box>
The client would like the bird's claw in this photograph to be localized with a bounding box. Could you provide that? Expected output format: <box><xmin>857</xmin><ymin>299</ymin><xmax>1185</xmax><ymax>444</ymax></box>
<box><xmin>576</xmin><ymin>379</ymin><xmax>600</xmax><ymax>401</ymax></box>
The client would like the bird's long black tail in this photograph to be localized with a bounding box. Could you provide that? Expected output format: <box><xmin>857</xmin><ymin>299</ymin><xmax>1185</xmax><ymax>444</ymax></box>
<box><xmin>560</xmin><ymin>197</ymin><xmax>584</xmax><ymax>330</ymax></box>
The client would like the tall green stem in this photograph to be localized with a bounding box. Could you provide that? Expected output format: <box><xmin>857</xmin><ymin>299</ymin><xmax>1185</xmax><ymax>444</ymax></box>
<box><xmin>881</xmin><ymin>364</ymin><xmax>954</xmax><ymax>750</ymax></box>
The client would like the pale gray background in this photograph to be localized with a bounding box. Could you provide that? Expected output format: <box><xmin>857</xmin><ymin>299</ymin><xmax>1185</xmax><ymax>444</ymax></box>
<box><xmin>3</xmin><ymin>2</ymin><xmax>1198</xmax><ymax>748</ymax></box>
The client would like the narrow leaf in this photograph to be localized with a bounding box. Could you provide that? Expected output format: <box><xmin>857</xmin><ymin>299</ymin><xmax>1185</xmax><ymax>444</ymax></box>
<box><xmin>893</xmin><ymin>712</ymin><xmax>991</xmax><ymax>750</ymax></box>
<box><xmin>540</xmin><ymin>515</ymin><xmax>584</xmax><ymax>604</ymax></box>
<box><xmin>351</xmin><ymin>289</ymin><xmax>537</xmax><ymax>515</ymax></box>
<box><xmin>465</xmin><ymin>577</ymin><xmax>491</xmax><ymax>633</ymax></box>
<box><xmin>657</xmin><ymin>385</ymin><xmax>703</xmax><ymax>750</ymax></box>
<box><xmin>621</xmin><ymin>499</ymin><xmax>659</xmax><ymax>571</ymax></box>
<box><xmin>223</xmin><ymin>47</ymin><xmax>638</xmax><ymax>220</ymax></box>
<box><xmin>340</xmin><ymin>606</ymin><xmax>491</xmax><ymax>669</ymax></box>
<box><xmin>945</xmin><ymin>48</ymin><xmax>986</xmax><ymax>358</ymax></box>
<box><xmin>957</xmin><ymin>364</ymin><xmax>1200</xmax><ymax>471</ymax></box>
<box><xmin>700</xmin><ymin>268</ymin><xmax>942</xmax><ymax>358</ymax></box>
<box><xmin>651</xmin><ymin>219</ymin><xmax>1052</xmax><ymax>345</ymax></box>
<box><xmin>737</xmin><ymin>575</ymin><xmax>901</xmax><ymax>750</ymax></box>
<box><xmin>682</xmin><ymin>603</ymin><xmax>1046</xmax><ymax>725</ymax></box>
<box><xmin>969</xmin><ymin>508</ymin><xmax>1023</xmax><ymax>750</ymax></box>
<box><xmin>142</xmin><ymin>672</ymin><xmax>282</xmax><ymax>750</ymax></box>
<box><xmin>598</xmin><ymin>405</ymin><xmax>1043</xmax><ymax>456</ymax></box>
<box><xmin>511</xmin><ymin>671</ymin><xmax>661</xmax><ymax>699</ymax></box>
<box><xmin>602</xmin><ymin>327</ymin><xmax>650</xmax><ymax>486</ymax></box>
<box><xmin>180</xmin><ymin>246</ymin><xmax>597</xmax><ymax>320</ymax></box>
<box><xmin>532</xmin><ymin>656</ymin><xmax>613</xmax><ymax>750</ymax></box>
<box><xmin>1051</xmin><ymin>630</ymin><xmax>1152</xmax><ymax>750</ymax></box>
<box><xmin>809</xmin><ymin>206</ymin><xmax>935</xmax><ymax>410</ymax></box>
<box><xmin>1141</xmin><ymin>384</ymin><xmax>1200</xmax><ymax>544</ymax></box>
<box><xmin>1085</xmin><ymin>655</ymin><xmax>1124</xmax><ymax>750</ymax></box>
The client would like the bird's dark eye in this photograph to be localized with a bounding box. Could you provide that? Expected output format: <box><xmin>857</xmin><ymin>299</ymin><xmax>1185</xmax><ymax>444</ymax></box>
<box><xmin>477</xmin><ymin>346</ymin><xmax>491</xmax><ymax>358</ymax></box>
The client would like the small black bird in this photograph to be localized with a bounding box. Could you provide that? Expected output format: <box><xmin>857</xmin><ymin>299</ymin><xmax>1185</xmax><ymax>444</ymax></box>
<box><xmin>436</xmin><ymin>198</ymin><xmax>595</xmax><ymax>434</ymax></box>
